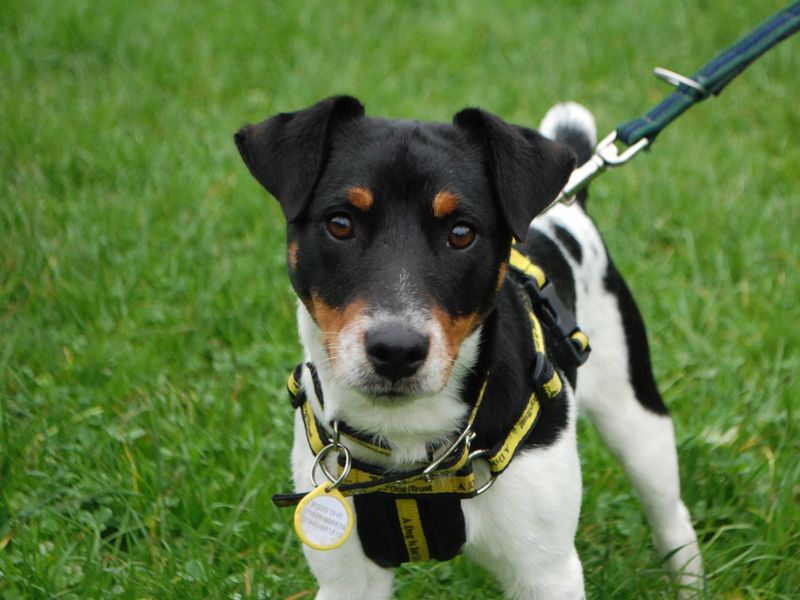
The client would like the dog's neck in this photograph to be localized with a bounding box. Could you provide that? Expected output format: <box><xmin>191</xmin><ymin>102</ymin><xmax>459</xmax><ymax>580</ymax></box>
<box><xmin>296</xmin><ymin>302</ymin><xmax>484</xmax><ymax>466</ymax></box>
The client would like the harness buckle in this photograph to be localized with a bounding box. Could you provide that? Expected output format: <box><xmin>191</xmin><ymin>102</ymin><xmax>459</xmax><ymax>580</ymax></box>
<box><xmin>521</xmin><ymin>279</ymin><xmax>591</xmax><ymax>367</ymax></box>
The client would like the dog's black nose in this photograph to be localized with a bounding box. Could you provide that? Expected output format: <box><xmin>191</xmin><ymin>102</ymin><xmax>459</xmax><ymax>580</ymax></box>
<box><xmin>365</xmin><ymin>322</ymin><xmax>430</xmax><ymax>382</ymax></box>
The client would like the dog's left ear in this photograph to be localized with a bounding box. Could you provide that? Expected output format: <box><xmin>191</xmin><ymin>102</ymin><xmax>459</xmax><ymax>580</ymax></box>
<box><xmin>453</xmin><ymin>108</ymin><xmax>576</xmax><ymax>241</ymax></box>
<box><xmin>234</xmin><ymin>95</ymin><xmax>365</xmax><ymax>222</ymax></box>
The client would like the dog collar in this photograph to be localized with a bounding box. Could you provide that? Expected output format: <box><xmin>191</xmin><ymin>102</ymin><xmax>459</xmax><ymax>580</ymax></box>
<box><xmin>272</xmin><ymin>268</ymin><xmax>567</xmax><ymax>508</ymax></box>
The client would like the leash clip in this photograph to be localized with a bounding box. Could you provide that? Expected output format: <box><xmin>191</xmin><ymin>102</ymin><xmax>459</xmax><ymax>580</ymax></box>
<box><xmin>555</xmin><ymin>131</ymin><xmax>650</xmax><ymax>205</ymax></box>
<box><xmin>653</xmin><ymin>67</ymin><xmax>709</xmax><ymax>97</ymax></box>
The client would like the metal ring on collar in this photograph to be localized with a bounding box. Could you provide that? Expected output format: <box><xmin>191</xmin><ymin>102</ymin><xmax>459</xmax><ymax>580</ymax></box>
<box><xmin>422</xmin><ymin>427</ymin><xmax>475</xmax><ymax>481</ymax></box>
<box><xmin>467</xmin><ymin>448</ymin><xmax>497</xmax><ymax>495</ymax></box>
<box><xmin>310</xmin><ymin>442</ymin><xmax>352</xmax><ymax>490</ymax></box>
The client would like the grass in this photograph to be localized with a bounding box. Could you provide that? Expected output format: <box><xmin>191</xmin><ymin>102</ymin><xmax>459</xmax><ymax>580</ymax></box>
<box><xmin>1</xmin><ymin>0</ymin><xmax>798</xmax><ymax>598</ymax></box>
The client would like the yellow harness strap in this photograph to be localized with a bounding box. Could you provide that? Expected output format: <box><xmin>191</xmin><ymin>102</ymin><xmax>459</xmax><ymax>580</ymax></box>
<box><xmin>509</xmin><ymin>244</ymin><xmax>591</xmax><ymax>364</ymax></box>
<box><xmin>509</xmin><ymin>246</ymin><xmax>547</xmax><ymax>288</ymax></box>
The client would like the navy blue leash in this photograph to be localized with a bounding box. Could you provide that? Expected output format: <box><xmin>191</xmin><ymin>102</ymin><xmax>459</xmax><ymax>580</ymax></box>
<box><xmin>555</xmin><ymin>2</ymin><xmax>800</xmax><ymax>205</ymax></box>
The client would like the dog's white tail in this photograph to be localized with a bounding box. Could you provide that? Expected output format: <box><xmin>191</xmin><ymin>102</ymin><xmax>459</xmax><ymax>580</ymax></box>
<box><xmin>539</xmin><ymin>102</ymin><xmax>597</xmax><ymax>168</ymax></box>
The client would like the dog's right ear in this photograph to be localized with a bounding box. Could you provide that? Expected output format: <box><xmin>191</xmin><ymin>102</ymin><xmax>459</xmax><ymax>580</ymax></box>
<box><xmin>453</xmin><ymin>108</ymin><xmax>575</xmax><ymax>241</ymax></box>
<box><xmin>234</xmin><ymin>96</ymin><xmax>365</xmax><ymax>222</ymax></box>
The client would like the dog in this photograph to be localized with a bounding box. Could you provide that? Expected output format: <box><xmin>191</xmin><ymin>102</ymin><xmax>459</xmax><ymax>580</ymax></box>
<box><xmin>234</xmin><ymin>96</ymin><xmax>703</xmax><ymax>599</ymax></box>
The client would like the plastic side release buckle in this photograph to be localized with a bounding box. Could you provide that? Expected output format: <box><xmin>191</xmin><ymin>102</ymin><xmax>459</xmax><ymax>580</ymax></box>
<box><xmin>523</xmin><ymin>279</ymin><xmax>591</xmax><ymax>367</ymax></box>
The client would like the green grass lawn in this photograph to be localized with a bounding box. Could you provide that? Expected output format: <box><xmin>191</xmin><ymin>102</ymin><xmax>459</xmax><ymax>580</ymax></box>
<box><xmin>2</xmin><ymin>1</ymin><xmax>799</xmax><ymax>598</ymax></box>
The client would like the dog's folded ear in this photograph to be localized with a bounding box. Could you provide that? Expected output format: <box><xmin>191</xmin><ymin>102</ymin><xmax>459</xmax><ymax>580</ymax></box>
<box><xmin>453</xmin><ymin>108</ymin><xmax>576</xmax><ymax>241</ymax></box>
<box><xmin>234</xmin><ymin>95</ymin><xmax>365</xmax><ymax>222</ymax></box>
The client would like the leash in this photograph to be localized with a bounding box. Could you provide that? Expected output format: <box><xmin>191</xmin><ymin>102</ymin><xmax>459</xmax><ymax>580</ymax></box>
<box><xmin>555</xmin><ymin>1</ymin><xmax>800</xmax><ymax>204</ymax></box>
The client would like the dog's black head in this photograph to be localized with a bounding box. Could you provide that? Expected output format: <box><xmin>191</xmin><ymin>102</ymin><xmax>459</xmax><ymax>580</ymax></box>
<box><xmin>235</xmin><ymin>96</ymin><xmax>574</xmax><ymax>399</ymax></box>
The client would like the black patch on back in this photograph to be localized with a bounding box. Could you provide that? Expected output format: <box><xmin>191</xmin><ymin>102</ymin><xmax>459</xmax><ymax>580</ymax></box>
<box><xmin>553</xmin><ymin>225</ymin><xmax>583</xmax><ymax>264</ymax></box>
<box><xmin>603</xmin><ymin>259</ymin><xmax>669</xmax><ymax>415</ymax></box>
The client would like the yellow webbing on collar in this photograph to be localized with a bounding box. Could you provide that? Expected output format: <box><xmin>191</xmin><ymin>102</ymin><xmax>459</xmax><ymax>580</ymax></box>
<box><xmin>293</xmin><ymin>374</ymin><xmax>487</xmax><ymax>497</ymax></box>
<box><xmin>288</xmin><ymin>370</ymin><xmax>302</xmax><ymax>397</ymax></box>
<box><xmin>349</xmin><ymin>470</ymin><xmax>477</xmax><ymax>496</ymax></box>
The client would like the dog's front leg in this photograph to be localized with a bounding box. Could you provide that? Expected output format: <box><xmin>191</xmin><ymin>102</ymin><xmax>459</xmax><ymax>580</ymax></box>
<box><xmin>462</xmin><ymin>392</ymin><xmax>585</xmax><ymax>599</ymax></box>
<box><xmin>290</xmin><ymin>413</ymin><xmax>396</xmax><ymax>600</ymax></box>
<box><xmin>301</xmin><ymin>542</ymin><xmax>395</xmax><ymax>600</ymax></box>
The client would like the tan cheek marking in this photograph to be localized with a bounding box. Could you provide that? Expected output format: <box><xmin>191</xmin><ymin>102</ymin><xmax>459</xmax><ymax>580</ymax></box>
<box><xmin>432</xmin><ymin>190</ymin><xmax>459</xmax><ymax>218</ymax></box>
<box><xmin>496</xmin><ymin>261</ymin><xmax>508</xmax><ymax>291</ymax></box>
<box><xmin>288</xmin><ymin>240</ymin><xmax>298</xmax><ymax>269</ymax></box>
<box><xmin>347</xmin><ymin>186</ymin><xmax>373</xmax><ymax>211</ymax></box>
<box><xmin>432</xmin><ymin>307</ymin><xmax>482</xmax><ymax>364</ymax></box>
<box><xmin>310</xmin><ymin>294</ymin><xmax>368</xmax><ymax>366</ymax></box>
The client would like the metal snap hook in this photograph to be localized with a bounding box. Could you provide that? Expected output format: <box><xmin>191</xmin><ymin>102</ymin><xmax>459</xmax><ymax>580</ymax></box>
<box><xmin>421</xmin><ymin>427</ymin><xmax>475</xmax><ymax>482</ymax></box>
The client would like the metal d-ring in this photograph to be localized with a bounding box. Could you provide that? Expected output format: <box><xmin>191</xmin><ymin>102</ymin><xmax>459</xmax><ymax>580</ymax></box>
<box><xmin>467</xmin><ymin>448</ymin><xmax>497</xmax><ymax>495</ymax></box>
<box><xmin>422</xmin><ymin>427</ymin><xmax>475</xmax><ymax>481</ymax></box>
<box><xmin>653</xmin><ymin>67</ymin><xmax>708</xmax><ymax>96</ymax></box>
<box><xmin>310</xmin><ymin>441</ymin><xmax>352</xmax><ymax>491</ymax></box>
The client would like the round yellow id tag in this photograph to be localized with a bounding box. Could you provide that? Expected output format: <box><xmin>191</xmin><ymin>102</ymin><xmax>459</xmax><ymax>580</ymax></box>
<box><xmin>294</xmin><ymin>483</ymin><xmax>354</xmax><ymax>551</ymax></box>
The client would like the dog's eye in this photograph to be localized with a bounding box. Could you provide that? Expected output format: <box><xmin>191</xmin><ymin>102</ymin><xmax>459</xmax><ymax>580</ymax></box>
<box><xmin>448</xmin><ymin>223</ymin><xmax>476</xmax><ymax>249</ymax></box>
<box><xmin>327</xmin><ymin>215</ymin><xmax>354</xmax><ymax>240</ymax></box>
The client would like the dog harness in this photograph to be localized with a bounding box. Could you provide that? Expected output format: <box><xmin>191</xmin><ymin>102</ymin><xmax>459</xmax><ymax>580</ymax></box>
<box><xmin>272</xmin><ymin>246</ymin><xmax>590</xmax><ymax>567</ymax></box>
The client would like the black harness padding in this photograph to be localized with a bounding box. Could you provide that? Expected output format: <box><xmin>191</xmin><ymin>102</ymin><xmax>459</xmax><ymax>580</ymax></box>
<box><xmin>354</xmin><ymin>495</ymin><xmax>466</xmax><ymax>568</ymax></box>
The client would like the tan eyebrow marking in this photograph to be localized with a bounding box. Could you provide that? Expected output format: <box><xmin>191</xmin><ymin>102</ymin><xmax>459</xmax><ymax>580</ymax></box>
<box><xmin>288</xmin><ymin>240</ymin><xmax>299</xmax><ymax>269</ymax></box>
<box><xmin>432</xmin><ymin>190</ymin><xmax>460</xmax><ymax>218</ymax></box>
<box><xmin>346</xmin><ymin>186</ymin><xmax>373</xmax><ymax>211</ymax></box>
